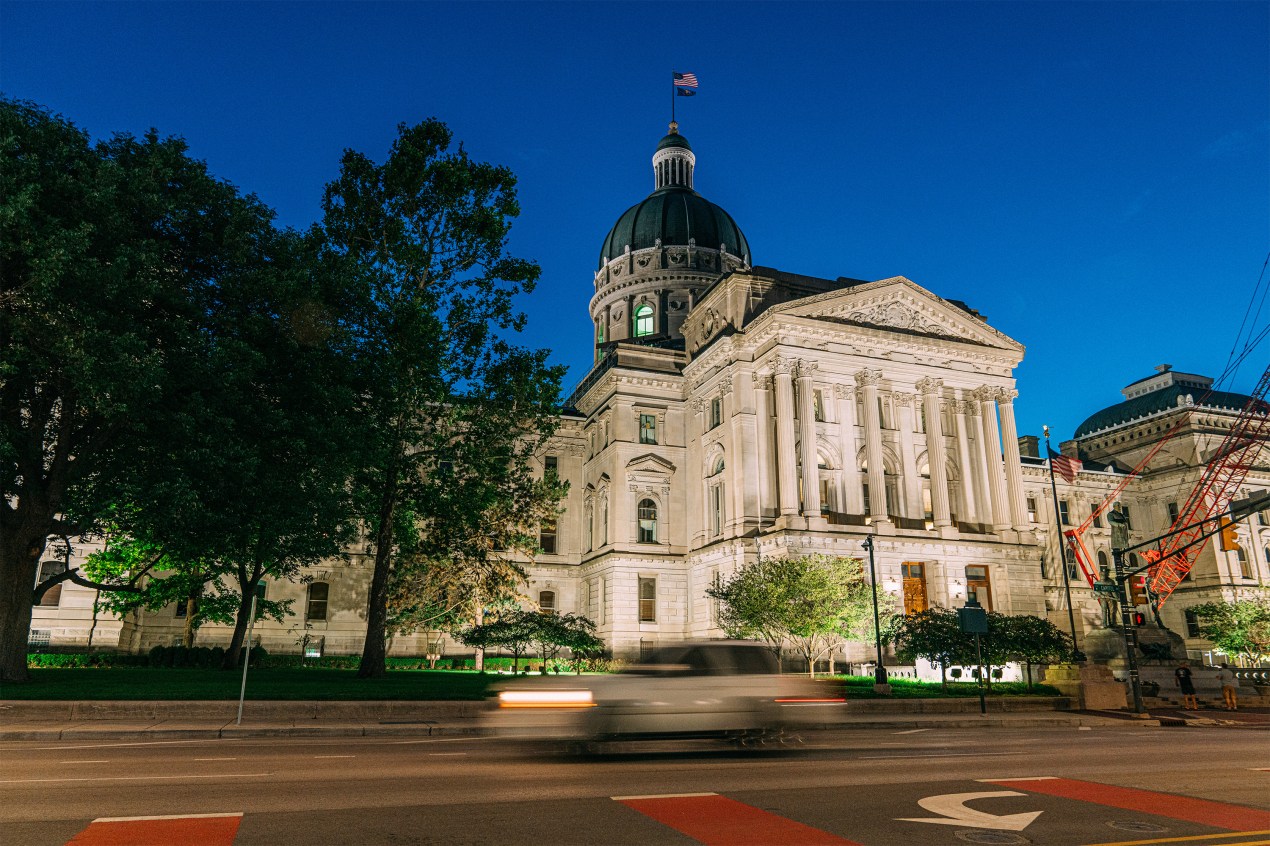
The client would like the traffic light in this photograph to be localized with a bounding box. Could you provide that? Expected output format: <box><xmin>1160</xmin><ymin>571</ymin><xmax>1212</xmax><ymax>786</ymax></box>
<box><xmin>1218</xmin><ymin>517</ymin><xmax>1239</xmax><ymax>552</ymax></box>
<box><xmin>1132</xmin><ymin>611</ymin><xmax>1147</xmax><ymax>626</ymax></box>
<box><xmin>1129</xmin><ymin>574</ymin><xmax>1149</xmax><ymax>607</ymax></box>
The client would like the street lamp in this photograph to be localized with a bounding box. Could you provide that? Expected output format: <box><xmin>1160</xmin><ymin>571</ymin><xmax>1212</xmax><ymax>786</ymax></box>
<box><xmin>861</xmin><ymin>535</ymin><xmax>890</xmax><ymax>693</ymax></box>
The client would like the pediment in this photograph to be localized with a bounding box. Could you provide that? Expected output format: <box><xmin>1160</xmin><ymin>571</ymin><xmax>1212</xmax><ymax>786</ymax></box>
<box><xmin>777</xmin><ymin>276</ymin><xmax>1022</xmax><ymax>351</ymax></box>
<box><xmin>626</xmin><ymin>453</ymin><xmax>677</xmax><ymax>477</ymax></box>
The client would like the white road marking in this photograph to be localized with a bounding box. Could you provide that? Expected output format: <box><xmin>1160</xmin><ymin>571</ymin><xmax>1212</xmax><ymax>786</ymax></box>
<box><xmin>391</xmin><ymin>737</ymin><xmax>492</xmax><ymax>745</ymax></box>
<box><xmin>0</xmin><ymin>772</ymin><xmax>272</xmax><ymax>785</ymax></box>
<box><xmin>862</xmin><ymin>751</ymin><xmax>1026</xmax><ymax>760</ymax></box>
<box><xmin>93</xmin><ymin>812</ymin><xmax>242</xmax><ymax>823</ymax></box>
<box><xmin>194</xmin><ymin>757</ymin><xmax>238</xmax><ymax>761</ymax></box>
<box><xmin>41</xmin><ymin>739</ymin><xmax>236</xmax><ymax>751</ymax></box>
<box><xmin>894</xmin><ymin>728</ymin><xmax>931</xmax><ymax>735</ymax></box>
<box><xmin>897</xmin><ymin>791</ymin><xmax>1042</xmax><ymax>831</ymax></box>
<box><xmin>1078</xmin><ymin>726</ymin><xmax>1092</xmax><ymax>731</ymax></box>
<box><xmin>313</xmin><ymin>754</ymin><xmax>354</xmax><ymax>759</ymax></box>
<box><xmin>612</xmin><ymin>792</ymin><xmax>718</xmax><ymax>801</ymax></box>
<box><xmin>428</xmin><ymin>752</ymin><xmax>468</xmax><ymax>756</ymax></box>
<box><xmin>977</xmin><ymin>776</ymin><xmax>1057</xmax><ymax>782</ymax></box>
<box><xmin>60</xmin><ymin>760</ymin><xmax>109</xmax><ymax>764</ymax></box>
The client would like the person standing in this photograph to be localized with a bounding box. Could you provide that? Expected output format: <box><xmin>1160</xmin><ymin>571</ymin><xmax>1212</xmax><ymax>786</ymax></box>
<box><xmin>1174</xmin><ymin>660</ymin><xmax>1199</xmax><ymax>710</ymax></box>
<box><xmin>1215</xmin><ymin>663</ymin><xmax>1239</xmax><ymax>711</ymax></box>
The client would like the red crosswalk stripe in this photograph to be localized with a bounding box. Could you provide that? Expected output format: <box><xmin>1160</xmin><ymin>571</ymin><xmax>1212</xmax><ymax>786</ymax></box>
<box><xmin>66</xmin><ymin>812</ymin><xmax>242</xmax><ymax>846</ymax></box>
<box><xmin>983</xmin><ymin>777</ymin><xmax>1270</xmax><ymax>831</ymax></box>
<box><xmin>614</xmin><ymin>792</ymin><xmax>862</xmax><ymax>846</ymax></box>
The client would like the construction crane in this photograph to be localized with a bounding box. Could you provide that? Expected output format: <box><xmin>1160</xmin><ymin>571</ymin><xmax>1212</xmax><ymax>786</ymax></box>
<box><xmin>1142</xmin><ymin>364</ymin><xmax>1270</xmax><ymax>606</ymax></box>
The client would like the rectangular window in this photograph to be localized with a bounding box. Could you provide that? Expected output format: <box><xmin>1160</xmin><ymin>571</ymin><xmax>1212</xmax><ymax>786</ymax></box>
<box><xmin>306</xmin><ymin>582</ymin><xmax>329</xmax><ymax>621</ymax></box>
<box><xmin>538</xmin><ymin>590</ymin><xmax>556</xmax><ymax>612</ymax></box>
<box><xmin>638</xmin><ymin>577</ymin><xmax>656</xmax><ymax>623</ymax></box>
<box><xmin>1237</xmin><ymin>547</ymin><xmax>1253</xmax><ymax>580</ymax></box>
<box><xmin>1059</xmin><ymin>500</ymin><xmax>1071</xmax><ymax>526</ymax></box>
<box><xmin>1090</xmin><ymin>504</ymin><xmax>1103</xmax><ymax>528</ymax></box>
<box><xmin>710</xmin><ymin>397</ymin><xmax>723</xmax><ymax>429</ymax></box>
<box><xmin>539</xmin><ymin>518</ymin><xmax>557</xmax><ymax>554</ymax></box>
<box><xmin>813</xmin><ymin>389</ymin><xmax>825</xmax><ymax>422</ymax></box>
<box><xmin>710</xmin><ymin>485</ymin><xmax>723</xmax><ymax>536</ymax></box>
<box><xmin>965</xmin><ymin>565</ymin><xmax>992</xmax><ymax>611</ymax></box>
<box><xmin>34</xmin><ymin>560</ymin><xmax>67</xmax><ymax>607</ymax></box>
<box><xmin>1168</xmin><ymin>501</ymin><xmax>1180</xmax><ymax>524</ymax></box>
<box><xmin>544</xmin><ymin>455</ymin><xmax>558</xmax><ymax>477</ymax></box>
<box><xmin>639</xmin><ymin>413</ymin><xmax>657</xmax><ymax>444</ymax></box>
<box><xmin>1026</xmin><ymin>497</ymin><xmax>1038</xmax><ymax>523</ymax></box>
<box><xmin>1185</xmin><ymin>609</ymin><xmax>1201</xmax><ymax>638</ymax></box>
<box><xmin>902</xmin><ymin>562</ymin><xmax>927</xmax><ymax>615</ymax></box>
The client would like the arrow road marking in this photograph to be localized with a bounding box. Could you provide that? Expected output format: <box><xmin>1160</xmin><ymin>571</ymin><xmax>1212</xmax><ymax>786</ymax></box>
<box><xmin>897</xmin><ymin>791</ymin><xmax>1042</xmax><ymax>831</ymax></box>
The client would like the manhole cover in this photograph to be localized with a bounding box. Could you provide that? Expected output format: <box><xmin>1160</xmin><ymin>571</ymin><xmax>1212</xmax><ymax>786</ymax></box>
<box><xmin>954</xmin><ymin>832</ymin><xmax>1031</xmax><ymax>845</ymax></box>
<box><xmin>1107</xmin><ymin>820</ymin><xmax>1169</xmax><ymax>833</ymax></box>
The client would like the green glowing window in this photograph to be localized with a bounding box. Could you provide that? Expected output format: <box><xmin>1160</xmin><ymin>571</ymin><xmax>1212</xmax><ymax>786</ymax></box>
<box><xmin>633</xmin><ymin>304</ymin><xmax>654</xmax><ymax>337</ymax></box>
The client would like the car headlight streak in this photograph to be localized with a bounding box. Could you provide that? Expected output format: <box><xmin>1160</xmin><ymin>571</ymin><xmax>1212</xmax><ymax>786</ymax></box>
<box><xmin>498</xmin><ymin>690</ymin><xmax>596</xmax><ymax>709</ymax></box>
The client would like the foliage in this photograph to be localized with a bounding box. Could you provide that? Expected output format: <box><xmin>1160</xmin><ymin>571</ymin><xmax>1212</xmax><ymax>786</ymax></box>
<box><xmin>456</xmin><ymin>608</ymin><xmax>602</xmax><ymax>674</ymax></box>
<box><xmin>529</xmin><ymin>612</ymin><xmax>604</xmax><ymax>672</ymax></box>
<box><xmin>707</xmin><ymin>554</ymin><xmax>874</xmax><ymax>676</ymax></box>
<box><xmin>837</xmin><ymin>675</ymin><xmax>1063</xmax><ymax>699</ymax></box>
<box><xmin>456</xmin><ymin>609</ymin><xmax>540</xmax><ymax>673</ymax></box>
<box><xmin>886</xmin><ymin>608</ymin><xmax>973</xmax><ymax>688</ymax></box>
<box><xmin>1190</xmin><ymin>593</ymin><xmax>1270</xmax><ymax>664</ymax></box>
<box><xmin>316</xmin><ymin>118</ymin><xmax>563</xmax><ymax>678</ymax></box>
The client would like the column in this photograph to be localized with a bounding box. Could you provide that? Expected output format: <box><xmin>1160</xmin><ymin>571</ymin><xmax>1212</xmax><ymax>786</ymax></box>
<box><xmin>796</xmin><ymin>362</ymin><xmax>821</xmax><ymax>517</ymax></box>
<box><xmin>835</xmin><ymin>384</ymin><xmax>864</xmax><ymax>515</ymax></box>
<box><xmin>895</xmin><ymin>392</ymin><xmax>920</xmax><ymax>521</ymax></box>
<box><xmin>953</xmin><ymin>400</ymin><xmax>979</xmax><ymax>526</ymax></box>
<box><xmin>997</xmin><ymin>388</ymin><xmax>1029</xmax><ymax>530</ymax></box>
<box><xmin>918</xmin><ymin>378</ymin><xmax>952</xmax><ymax>528</ymax></box>
<box><xmin>976</xmin><ymin>387</ymin><xmax>1010</xmax><ymax>531</ymax></box>
<box><xmin>732</xmin><ymin>371</ymin><xmax>761</xmax><ymax>529</ymax></box>
<box><xmin>857</xmin><ymin>368</ymin><xmax>888</xmax><ymax>524</ymax></box>
<box><xmin>754</xmin><ymin>375</ymin><xmax>775</xmax><ymax>519</ymax></box>
<box><xmin>774</xmin><ymin>357</ymin><xmax>799</xmax><ymax>517</ymax></box>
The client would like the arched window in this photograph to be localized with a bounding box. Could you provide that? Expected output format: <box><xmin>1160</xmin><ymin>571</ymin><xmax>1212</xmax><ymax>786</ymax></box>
<box><xmin>539</xmin><ymin>590</ymin><xmax>556</xmax><ymax>612</ymax></box>
<box><xmin>1097</xmin><ymin>549</ymin><xmax>1111</xmax><ymax>577</ymax></box>
<box><xmin>1236</xmin><ymin>546</ymin><xmax>1253</xmax><ymax>580</ymax></box>
<box><xmin>306</xmin><ymin>582</ymin><xmax>329</xmax><ymax>621</ymax></box>
<box><xmin>601</xmin><ymin>497</ymin><xmax>609</xmax><ymax>546</ymax></box>
<box><xmin>633</xmin><ymin>304</ymin><xmax>654</xmax><ymax>337</ymax></box>
<box><xmin>711</xmin><ymin>456</ymin><xmax>725</xmax><ymax>476</ymax></box>
<box><xmin>1264</xmin><ymin>545</ymin><xmax>1270</xmax><ymax>565</ymax></box>
<box><xmin>637</xmin><ymin>499</ymin><xmax>658</xmax><ymax>543</ymax></box>
<box><xmin>584</xmin><ymin>504</ymin><xmax>593</xmax><ymax>552</ymax></box>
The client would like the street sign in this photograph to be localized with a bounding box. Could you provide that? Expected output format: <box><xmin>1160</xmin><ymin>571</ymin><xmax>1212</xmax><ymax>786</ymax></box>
<box><xmin>1093</xmin><ymin>581</ymin><xmax>1120</xmax><ymax>596</ymax></box>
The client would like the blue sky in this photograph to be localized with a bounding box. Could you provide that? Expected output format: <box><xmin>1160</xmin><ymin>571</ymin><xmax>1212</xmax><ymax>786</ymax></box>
<box><xmin>4</xmin><ymin>1</ymin><xmax>1267</xmax><ymax>442</ymax></box>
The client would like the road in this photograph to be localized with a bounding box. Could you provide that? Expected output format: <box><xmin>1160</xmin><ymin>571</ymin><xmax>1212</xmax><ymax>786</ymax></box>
<box><xmin>3</xmin><ymin>726</ymin><xmax>1268</xmax><ymax>845</ymax></box>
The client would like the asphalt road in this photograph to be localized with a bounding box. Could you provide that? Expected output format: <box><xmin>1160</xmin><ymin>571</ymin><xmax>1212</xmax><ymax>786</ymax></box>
<box><xmin>3</xmin><ymin>726</ymin><xmax>1268</xmax><ymax>845</ymax></box>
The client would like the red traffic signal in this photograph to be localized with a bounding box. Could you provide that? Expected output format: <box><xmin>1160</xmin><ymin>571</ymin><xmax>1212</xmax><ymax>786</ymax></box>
<box><xmin>1132</xmin><ymin>611</ymin><xmax>1147</xmax><ymax>626</ymax></box>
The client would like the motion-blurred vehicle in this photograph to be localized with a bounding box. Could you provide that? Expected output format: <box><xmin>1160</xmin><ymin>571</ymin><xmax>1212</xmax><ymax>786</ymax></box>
<box><xmin>485</xmin><ymin>640</ymin><xmax>845</xmax><ymax>748</ymax></box>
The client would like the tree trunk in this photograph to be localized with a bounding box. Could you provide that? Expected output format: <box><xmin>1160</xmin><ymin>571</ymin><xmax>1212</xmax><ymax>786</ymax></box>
<box><xmin>182</xmin><ymin>597</ymin><xmax>197</xmax><ymax>649</ymax></box>
<box><xmin>1026</xmin><ymin>660</ymin><xmax>1033</xmax><ymax>690</ymax></box>
<box><xmin>359</xmin><ymin>462</ymin><xmax>400</xmax><ymax>680</ymax></box>
<box><xmin>0</xmin><ymin>525</ymin><xmax>49</xmax><ymax>683</ymax></box>
<box><xmin>940</xmin><ymin>662</ymin><xmax>947</xmax><ymax>690</ymax></box>
<box><xmin>472</xmin><ymin>604</ymin><xmax>485</xmax><ymax>672</ymax></box>
<box><xmin>221</xmin><ymin>586</ymin><xmax>257</xmax><ymax>671</ymax></box>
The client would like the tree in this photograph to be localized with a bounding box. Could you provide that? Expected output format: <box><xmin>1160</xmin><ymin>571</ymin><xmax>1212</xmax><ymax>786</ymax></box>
<box><xmin>886</xmin><ymin>608</ymin><xmax>973</xmax><ymax>688</ymax></box>
<box><xmin>530</xmin><ymin>612</ymin><xmax>603</xmax><ymax>673</ymax></box>
<box><xmin>457</xmin><ymin>609</ymin><xmax>539</xmax><ymax>674</ymax></box>
<box><xmin>318</xmin><ymin>119</ymin><xmax>562</xmax><ymax>679</ymax></box>
<box><xmin>707</xmin><ymin>554</ymin><xmax>874</xmax><ymax>676</ymax></box>
<box><xmin>1</xmin><ymin>99</ymin><xmax>302</xmax><ymax>681</ymax></box>
<box><xmin>998</xmin><ymin>614</ymin><xmax>1073</xmax><ymax>689</ymax></box>
<box><xmin>1190</xmin><ymin>594</ymin><xmax>1270</xmax><ymax>664</ymax></box>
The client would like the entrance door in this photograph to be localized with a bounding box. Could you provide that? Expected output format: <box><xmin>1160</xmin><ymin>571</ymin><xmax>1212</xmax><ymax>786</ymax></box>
<box><xmin>901</xmin><ymin>562</ymin><xmax>928</xmax><ymax>615</ymax></box>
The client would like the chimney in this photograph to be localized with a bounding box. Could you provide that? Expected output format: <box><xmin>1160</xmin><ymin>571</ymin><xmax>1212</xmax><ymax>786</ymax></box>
<box><xmin>1017</xmin><ymin>435</ymin><xmax>1040</xmax><ymax>459</ymax></box>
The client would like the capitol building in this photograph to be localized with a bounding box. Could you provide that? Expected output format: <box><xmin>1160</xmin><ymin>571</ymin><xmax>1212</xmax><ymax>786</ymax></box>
<box><xmin>32</xmin><ymin>125</ymin><xmax>1270</xmax><ymax>665</ymax></box>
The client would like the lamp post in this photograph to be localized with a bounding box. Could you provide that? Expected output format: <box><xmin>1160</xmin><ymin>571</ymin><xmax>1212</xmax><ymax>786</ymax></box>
<box><xmin>862</xmin><ymin>535</ymin><xmax>890</xmax><ymax>693</ymax></box>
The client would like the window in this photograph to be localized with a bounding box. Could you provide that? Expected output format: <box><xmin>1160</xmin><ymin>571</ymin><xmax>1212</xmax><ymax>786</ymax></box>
<box><xmin>633</xmin><ymin>303</ymin><xmax>654</xmax><ymax>337</ymax></box>
<box><xmin>596</xmin><ymin>322</ymin><xmax>604</xmax><ymax>345</ymax></box>
<box><xmin>601</xmin><ymin>498</ymin><xmax>609</xmax><ymax>546</ymax></box>
<box><xmin>1059</xmin><ymin>500</ymin><xmax>1071</xmax><ymax>526</ymax></box>
<box><xmin>1123</xmin><ymin>506</ymin><xmax>1133</xmax><ymax>529</ymax></box>
<box><xmin>638</xmin><ymin>577</ymin><xmax>656</xmax><ymax>622</ymax></box>
<box><xmin>539</xmin><ymin>517</ymin><xmax>557</xmax><ymax>554</ymax></box>
<box><xmin>539</xmin><ymin>590</ymin><xmax>556</xmax><ymax>612</ymax></box>
<box><xmin>34</xmin><ymin>560</ymin><xmax>67</xmax><ymax>607</ymax></box>
<box><xmin>710</xmin><ymin>397</ymin><xmax>723</xmax><ymax>429</ymax></box>
<box><xmin>1264</xmin><ymin>545</ymin><xmax>1270</xmax><ymax>565</ymax></box>
<box><xmin>965</xmin><ymin>565</ymin><xmax>992</xmax><ymax>610</ymax></box>
<box><xmin>585</xmin><ymin>505</ymin><xmax>594</xmax><ymax>552</ymax></box>
<box><xmin>710</xmin><ymin>484</ymin><xmax>723</xmax><ymax>536</ymax></box>
<box><xmin>902</xmin><ymin>562</ymin><xmax>927</xmax><ymax>615</ymax></box>
<box><xmin>1185</xmin><ymin>608</ymin><xmax>1201</xmax><ymax>638</ymax></box>
<box><xmin>1237</xmin><ymin>546</ymin><xmax>1253</xmax><ymax>580</ymax></box>
<box><xmin>544</xmin><ymin>455</ymin><xmax>558</xmax><ymax>477</ymax></box>
<box><xmin>639</xmin><ymin>413</ymin><xmax>657</xmax><ymax>444</ymax></box>
<box><xmin>1026</xmin><ymin>497</ymin><xmax>1037</xmax><ymax>523</ymax></box>
<box><xmin>306</xmin><ymin>582</ymin><xmax>329</xmax><ymax>621</ymax></box>
<box><xmin>1168</xmin><ymin>501</ymin><xmax>1180</xmax><ymax>524</ymax></box>
<box><xmin>637</xmin><ymin>499</ymin><xmax>658</xmax><ymax>543</ymax></box>
<box><xmin>1091</xmin><ymin>504</ymin><xmax>1103</xmax><ymax>528</ymax></box>
<box><xmin>813</xmin><ymin>389</ymin><xmax>825</xmax><ymax>422</ymax></box>
<box><xmin>1097</xmin><ymin>549</ymin><xmax>1111</xmax><ymax>578</ymax></box>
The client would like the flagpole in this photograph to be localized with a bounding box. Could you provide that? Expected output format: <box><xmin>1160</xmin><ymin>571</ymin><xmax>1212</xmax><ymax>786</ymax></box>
<box><xmin>671</xmin><ymin>69</ymin><xmax>676</xmax><ymax>124</ymax></box>
<box><xmin>1045</xmin><ymin>425</ymin><xmax>1083</xmax><ymax>662</ymax></box>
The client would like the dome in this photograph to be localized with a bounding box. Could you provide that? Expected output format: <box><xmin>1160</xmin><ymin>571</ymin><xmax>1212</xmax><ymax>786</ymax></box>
<box><xmin>1073</xmin><ymin>383</ymin><xmax>1256</xmax><ymax>439</ymax></box>
<box><xmin>597</xmin><ymin>124</ymin><xmax>750</xmax><ymax>270</ymax></box>
<box><xmin>598</xmin><ymin>188</ymin><xmax>750</xmax><ymax>269</ymax></box>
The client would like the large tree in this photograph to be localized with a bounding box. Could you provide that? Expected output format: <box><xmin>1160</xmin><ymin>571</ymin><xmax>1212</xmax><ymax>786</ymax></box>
<box><xmin>0</xmin><ymin>99</ymin><xmax>298</xmax><ymax>681</ymax></box>
<box><xmin>707</xmin><ymin>553</ymin><xmax>874</xmax><ymax>676</ymax></box>
<box><xmin>886</xmin><ymin>608</ymin><xmax>972</xmax><ymax>688</ymax></box>
<box><xmin>318</xmin><ymin>119</ymin><xmax>562</xmax><ymax>679</ymax></box>
<box><xmin>1190</xmin><ymin>593</ymin><xmax>1270</xmax><ymax>665</ymax></box>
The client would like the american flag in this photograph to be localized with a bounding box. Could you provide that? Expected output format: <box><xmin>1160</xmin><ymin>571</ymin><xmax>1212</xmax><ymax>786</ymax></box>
<box><xmin>673</xmin><ymin>72</ymin><xmax>699</xmax><ymax>88</ymax></box>
<box><xmin>1047</xmin><ymin>447</ymin><xmax>1082</xmax><ymax>483</ymax></box>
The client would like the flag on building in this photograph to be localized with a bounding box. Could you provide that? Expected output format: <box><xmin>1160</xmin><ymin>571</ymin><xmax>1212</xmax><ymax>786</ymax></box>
<box><xmin>673</xmin><ymin>72</ymin><xmax>699</xmax><ymax>88</ymax></box>
<box><xmin>676</xmin><ymin>88</ymin><xmax>696</xmax><ymax>97</ymax></box>
<box><xmin>1047</xmin><ymin>447</ymin><xmax>1082</xmax><ymax>483</ymax></box>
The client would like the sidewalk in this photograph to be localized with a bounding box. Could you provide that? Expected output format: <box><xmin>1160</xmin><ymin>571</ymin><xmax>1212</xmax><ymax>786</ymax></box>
<box><xmin>0</xmin><ymin>699</ymin><xmax>1170</xmax><ymax>741</ymax></box>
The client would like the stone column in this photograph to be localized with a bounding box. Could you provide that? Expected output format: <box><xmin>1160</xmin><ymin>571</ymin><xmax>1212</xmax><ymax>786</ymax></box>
<box><xmin>997</xmin><ymin>388</ymin><xmax>1029</xmax><ymax>530</ymax></box>
<box><xmin>857</xmin><ymin>368</ymin><xmax>888</xmax><ymax>524</ymax></box>
<box><xmin>774</xmin><ymin>357</ymin><xmax>799</xmax><ymax>518</ymax></box>
<box><xmin>953</xmin><ymin>400</ymin><xmax>979</xmax><ymax>526</ymax></box>
<box><xmin>918</xmin><ymin>378</ymin><xmax>951</xmax><ymax>528</ymax></box>
<box><xmin>754</xmin><ymin>375</ymin><xmax>775</xmax><ymax>520</ymax></box>
<box><xmin>796</xmin><ymin>362</ymin><xmax>821</xmax><ymax>517</ymax></box>
<box><xmin>835</xmin><ymin>384</ymin><xmax>864</xmax><ymax>515</ymax></box>
<box><xmin>895</xmin><ymin>392</ymin><xmax>920</xmax><ymax>521</ymax></box>
<box><xmin>976</xmin><ymin>387</ymin><xmax>1010</xmax><ymax>531</ymax></box>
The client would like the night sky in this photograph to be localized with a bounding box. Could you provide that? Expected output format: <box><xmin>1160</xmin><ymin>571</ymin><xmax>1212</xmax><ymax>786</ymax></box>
<box><xmin>5</xmin><ymin>1</ymin><xmax>1267</xmax><ymax>441</ymax></box>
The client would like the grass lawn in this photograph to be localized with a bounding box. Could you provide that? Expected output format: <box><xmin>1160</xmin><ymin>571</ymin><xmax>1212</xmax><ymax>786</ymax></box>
<box><xmin>836</xmin><ymin>675</ymin><xmax>1061</xmax><ymax>698</ymax></box>
<box><xmin>0</xmin><ymin>668</ymin><xmax>496</xmax><ymax>701</ymax></box>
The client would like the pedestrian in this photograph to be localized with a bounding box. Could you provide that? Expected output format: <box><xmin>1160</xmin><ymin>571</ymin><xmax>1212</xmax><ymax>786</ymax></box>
<box><xmin>1215</xmin><ymin>663</ymin><xmax>1239</xmax><ymax>711</ymax></box>
<box><xmin>1174</xmin><ymin>660</ymin><xmax>1198</xmax><ymax>710</ymax></box>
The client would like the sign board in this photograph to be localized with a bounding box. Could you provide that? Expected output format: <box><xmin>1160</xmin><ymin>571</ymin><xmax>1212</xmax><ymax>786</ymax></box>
<box><xmin>1093</xmin><ymin>581</ymin><xmax>1121</xmax><ymax>596</ymax></box>
<box><xmin>958</xmin><ymin>605</ymin><xmax>988</xmax><ymax>634</ymax></box>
